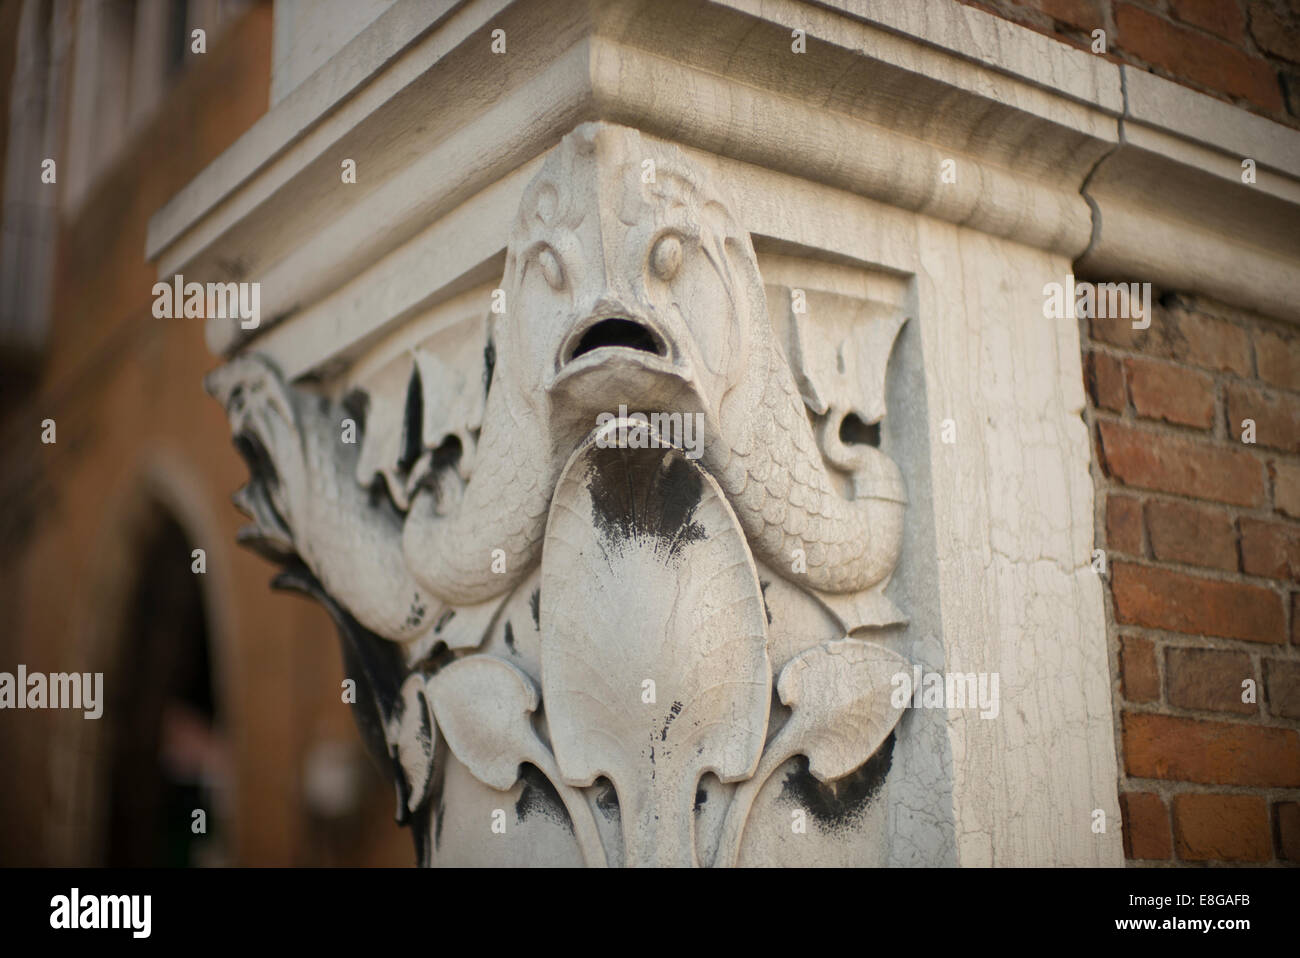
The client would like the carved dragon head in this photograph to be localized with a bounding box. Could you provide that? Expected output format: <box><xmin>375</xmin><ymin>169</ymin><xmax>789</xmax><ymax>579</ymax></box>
<box><xmin>494</xmin><ymin>122</ymin><xmax>767</xmax><ymax>434</ymax></box>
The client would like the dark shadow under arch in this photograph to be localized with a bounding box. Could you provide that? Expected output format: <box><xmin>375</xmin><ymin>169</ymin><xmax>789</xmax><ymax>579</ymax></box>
<box><xmin>103</xmin><ymin>504</ymin><xmax>229</xmax><ymax>866</ymax></box>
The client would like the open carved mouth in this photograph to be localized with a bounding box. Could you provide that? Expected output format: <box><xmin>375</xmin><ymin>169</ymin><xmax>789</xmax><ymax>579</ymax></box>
<box><xmin>551</xmin><ymin>313</ymin><xmax>682</xmax><ymax>396</ymax></box>
<box><xmin>568</xmin><ymin>318</ymin><xmax>666</xmax><ymax>361</ymax></box>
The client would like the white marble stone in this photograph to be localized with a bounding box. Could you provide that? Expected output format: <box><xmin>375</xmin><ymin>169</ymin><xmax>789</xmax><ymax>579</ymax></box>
<box><xmin>147</xmin><ymin>0</ymin><xmax>1300</xmax><ymax>866</ymax></box>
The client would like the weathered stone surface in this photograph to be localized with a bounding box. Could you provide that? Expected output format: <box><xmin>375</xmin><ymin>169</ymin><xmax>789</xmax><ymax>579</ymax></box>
<box><xmin>176</xmin><ymin>0</ymin><xmax>1181</xmax><ymax>867</ymax></box>
<box><xmin>209</xmin><ymin>124</ymin><xmax>915</xmax><ymax>866</ymax></box>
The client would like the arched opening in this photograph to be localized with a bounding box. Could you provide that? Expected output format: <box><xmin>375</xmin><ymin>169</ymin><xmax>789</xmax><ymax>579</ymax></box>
<box><xmin>102</xmin><ymin>505</ymin><xmax>230</xmax><ymax>866</ymax></box>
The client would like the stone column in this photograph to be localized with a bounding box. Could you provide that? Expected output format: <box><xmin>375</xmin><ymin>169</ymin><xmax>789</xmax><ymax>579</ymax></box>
<box><xmin>148</xmin><ymin>0</ymin><xmax>1299</xmax><ymax>866</ymax></box>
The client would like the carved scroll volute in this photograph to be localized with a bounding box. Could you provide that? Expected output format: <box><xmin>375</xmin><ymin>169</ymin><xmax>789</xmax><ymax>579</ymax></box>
<box><xmin>540</xmin><ymin>421</ymin><xmax>771</xmax><ymax>867</ymax></box>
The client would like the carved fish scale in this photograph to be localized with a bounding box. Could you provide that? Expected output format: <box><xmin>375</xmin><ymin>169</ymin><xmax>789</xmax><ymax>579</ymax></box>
<box><xmin>398</xmin><ymin>123</ymin><xmax>905</xmax><ymax>607</ymax></box>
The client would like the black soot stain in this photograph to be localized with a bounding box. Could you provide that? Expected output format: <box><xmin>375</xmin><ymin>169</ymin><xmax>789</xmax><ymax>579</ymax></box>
<box><xmin>586</xmin><ymin>446</ymin><xmax>706</xmax><ymax>562</ymax></box>
<box><xmin>659</xmin><ymin>700</ymin><xmax>684</xmax><ymax>741</ymax></box>
<box><xmin>529</xmin><ymin>587</ymin><xmax>541</xmax><ymax>630</ymax></box>
<box><xmin>503</xmin><ymin>620</ymin><xmax>516</xmax><ymax>654</ymax></box>
<box><xmin>514</xmin><ymin>765</ymin><xmax>574</xmax><ymax>835</ymax></box>
<box><xmin>483</xmin><ymin>339</ymin><xmax>496</xmax><ymax>397</ymax></box>
<box><xmin>595</xmin><ymin>779</ymin><xmax>620</xmax><ymax>822</ymax></box>
<box><xmin>779</xmin><ymin>732</ymin><xmax>895</xmax><ymax>832</ymax></box>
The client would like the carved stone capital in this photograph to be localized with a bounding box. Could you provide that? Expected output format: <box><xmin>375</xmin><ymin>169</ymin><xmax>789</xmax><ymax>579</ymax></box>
<box><xmin>209</xmin><ymin>122</ymin><xmax>912</xmax><ymax>866</ymax></box>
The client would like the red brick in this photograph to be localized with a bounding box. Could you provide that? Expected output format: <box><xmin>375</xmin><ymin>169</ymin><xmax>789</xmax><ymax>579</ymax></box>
<box><xmin>1120</xmin><ymin>792</ymin><xmax>1171</xmax><ymax>860</ymax></box>
<box><xmin>1277</xmin><ymin>802</ymin><xmax>1300</xmax><ymax>861</ymax></box>
<box><xmin>1124</xmin><ymin>357</ymin><xmax>1215</xmax><ymax>429</ymax></box>
<box><xmin>1249</xmin><ymin>1</ymin><xmax>1300</xmax><ymax>63</ymax></box>
<box><xmin>1121</xmin><ymin>635</ymin><xmax>1160</xmax><ymax>703</ymax></box>
<box><xmin>1123</xmin><ymin>712</ymin><xmax>1300</xmax><ymax>785</ymax></box>
<box><xmin>1227</xmin><ymin>383</ymin><xmax>1300</xmax><ymax>453</ymax></box>
<box><xmin>1240</xmin><ymin>518</ymin><xmax>1300</xmax><ymax>581</ymax></box>
<box><xmin>1039</xmin><ymin>0</ymin><xmax>1104</xmax><ymax>32</ymax></box>
<box><xmin>1106</xmin><ymin>494</ymin><xmax>1143</xmax><ymax>555</ymax></box>
<box><xmin>1086</xmin><ymin>352</ymin><xmax>1126</xmax><ymax>412</ymax></box>
<box><xmin>1166</xmin><ymin>647</ymin><xmax>1256</xmax><ymax>714</ymax></box>
<box><xmin>1091</xmin><ymin>304</ymin><xmax>1251</xmax><ymax>375</ymax></box>
<box><xmin>1265</xmin><ymin>658</ymin><xmax>1300</xmax><ymax>720</ymax></box>
<box><xmin>964</xmin><ymin>0</ymin><xmax>1036</xmax><ymax>29</ymax></box>
<box><xmin>1256</xmin><ymin>327</ymin><xmax>1300</xmax><ymax>392</ymax></box>
<box><xmin>1145</xmin><ymin>499</ymin><xmax>1237</xmax><ymax>571</ymax></box>
<box><xmin>1282</xmin><ymin>65</ymin><xmax>1300</xmax><ymax>118</ymax></box>
<box><xmin>1294</xmin><ymin>592</ymin><xmax>1300</xmax><ymax>644</ymax></box>
<box><xmin>1115</xmin><ymin>4</ymin><xmax>1283</xmax><ymax>112</ymax></box>
<box><xmin>1168</xmin><ymin>0</ymin><xmax>1245</xmax><ymax>43</ymax></box>
<box><xmin>1274</xmin><ymin>459</ymin><xmax>1300</xmax><ymax>519</ymax></box>
<box><xmin>1111</xmin><ymin>562</ymin><xmax>1283</xmax><ymax>643</ymax></box>
<box><xmin>1172</xmin><ymin>793</ymin><xmax>1270</xmax><ymax>862</ymax></box>
<box><xmin>1098</xmin><ymin>421</ymin><xmax>1265</xmax><ymax>507</ymax></box>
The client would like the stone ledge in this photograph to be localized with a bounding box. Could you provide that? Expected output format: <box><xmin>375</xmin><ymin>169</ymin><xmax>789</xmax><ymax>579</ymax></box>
<box><xmin>144</xmin><ymin>0</ymin><xmax>1300</xmax><ymax>364</ymax></box>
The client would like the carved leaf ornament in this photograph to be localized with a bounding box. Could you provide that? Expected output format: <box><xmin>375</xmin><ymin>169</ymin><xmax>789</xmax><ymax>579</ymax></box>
<box><xmin>208</xmin><ymin>122</ymin><xmax>910</xmax><ymax>866</ymax></box>
<box><xmin>540</xmin><ymin>420</ymin><xmax>770</xmax><ymax>867</ymax></box>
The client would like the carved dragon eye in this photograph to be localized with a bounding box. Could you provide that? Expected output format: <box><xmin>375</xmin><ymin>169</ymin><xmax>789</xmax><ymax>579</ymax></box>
<box><xmin>537</xmin><ymin>247</ymin><xmax>564</xmax><ymax>290</ymax></box>
<box><xmin>649</xmin><ymin>234</ymin><xmax>683</xmax><ymax>281</ymax></box>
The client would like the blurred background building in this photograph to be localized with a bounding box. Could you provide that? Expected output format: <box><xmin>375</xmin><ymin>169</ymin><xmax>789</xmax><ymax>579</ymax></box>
<box><xmin>0</xmin><ymin>0</ymin><xmax>409</xmax><ymax>867</ymax></box>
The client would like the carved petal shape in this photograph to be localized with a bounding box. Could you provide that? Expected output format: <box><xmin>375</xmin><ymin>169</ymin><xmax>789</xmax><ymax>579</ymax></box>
<box><xmin>411</xmin><ymin>343</ymin><xmax>485</xmax><ymax>477</ymax></box>
<box><xmin>785</xmin><ymin>288</ymin><xmax>906</xmax><ymax>427</ymax></box>
<box><xmin>776</xmin><ymin>638</ymin><xmax>909</xmax><ymax>782</ymax></box>
<box><xmin>714</xmin><ymin>637</ymin><xmax>908</xmax><ymax>866</ymax></box>
<box><xmin>424</xmin><ymin>655</ymin><xmax>607</xmax><ymax>866</ymax></box>
<box><xmin>394</xmin><ymin>674</ymin><xmax>438</xmax><ymax>816</ymax></box>
<box><xmin>353</xmin><ymin>360</ymin><xmax>411</xmax><ymax>509</ymax></box>
<box><xmin>425</xmin><ymin>656</ymin><xmax>540</xmax><ymax>791</ymax></box>
<box><xmin>540</xmin><ymin>421</ymin><xmax>771</xmax><ymax>867</ymax></box>
<box><xmin>352</xmin><ymin>318</ymin><xmax>488</xmax><ymax>511</ymax></box>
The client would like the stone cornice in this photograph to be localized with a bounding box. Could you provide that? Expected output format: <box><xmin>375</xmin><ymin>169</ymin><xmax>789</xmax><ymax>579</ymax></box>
<box><xmin>146</xmin><ymin>0</ymin><xmax>1300</xmax><ymax>368</ymax></box>
<box><xmin>1079</xmin><ymin>67</ymin><xmax>1300</xmax><ymax>322</ymax></box>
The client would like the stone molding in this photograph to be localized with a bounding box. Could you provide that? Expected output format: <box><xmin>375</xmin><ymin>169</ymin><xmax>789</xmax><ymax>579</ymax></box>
<box><xmin>147</xmin><ymin>0</ymin><xmax>1300</xmax><ymax>366</ymax></box>
<box><xmin>147</xmin><ymin>0</ymin><xmax>1221</xmax><ymax>866</ymax></box>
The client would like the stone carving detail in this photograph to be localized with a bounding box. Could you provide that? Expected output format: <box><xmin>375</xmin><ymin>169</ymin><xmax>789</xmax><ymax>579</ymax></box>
<box><xmin>541</xmin><ymin>424</ymin><xmax>772</xmax><ymax>867</ymax></box>
<box><xmin>208</xmin><ymin>122</ymin><xmax>912</xmax><ymax>867</ymax></box>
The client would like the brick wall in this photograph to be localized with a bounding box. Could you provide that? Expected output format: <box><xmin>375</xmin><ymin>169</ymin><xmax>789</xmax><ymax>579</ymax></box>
<box><xmin>962</xmin><ymin>0</ymin><xmax>1300</xmax><ymax>129</ymax></box>
<box><xmin>1083</xmin><ymin>292</ymin><xmax>1300</xmax><ymax>864</ymax></box>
